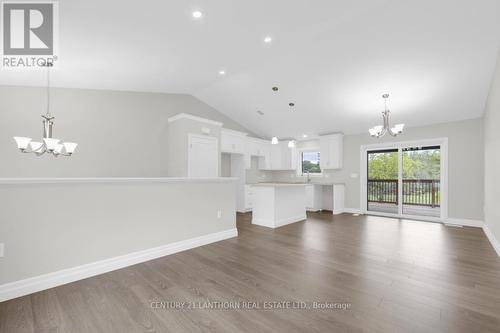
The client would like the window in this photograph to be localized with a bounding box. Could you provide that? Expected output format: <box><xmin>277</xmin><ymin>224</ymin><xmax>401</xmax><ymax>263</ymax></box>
<box><xmin>301</xmin><ymin>151</ymin><xmax>321</xmax><ymax>175</ymax></box>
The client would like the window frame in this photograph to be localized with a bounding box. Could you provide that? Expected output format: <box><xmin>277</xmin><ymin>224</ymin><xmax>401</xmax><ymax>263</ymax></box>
<box><xmin>296</xmin><ymin>149</ymin><xmax>323</xmax><ymax>177</ymax></box>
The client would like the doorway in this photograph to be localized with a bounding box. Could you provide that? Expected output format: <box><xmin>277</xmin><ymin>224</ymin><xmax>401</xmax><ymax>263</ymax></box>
<box><xmin>361</xmin><ymin>139</ymin><xmax>448</xmax><ymax>221</ymax></box>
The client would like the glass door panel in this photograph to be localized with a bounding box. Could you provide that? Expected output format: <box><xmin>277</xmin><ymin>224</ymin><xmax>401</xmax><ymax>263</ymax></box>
<box><xmin>367</xmin><ymin>149</ymin><xmax>399</xmax><ymax>214</ymax></box>
<box><xmin>402</xmin><ymin>146</ymin><xmax>441</xmax><ymax>217</ymax></box>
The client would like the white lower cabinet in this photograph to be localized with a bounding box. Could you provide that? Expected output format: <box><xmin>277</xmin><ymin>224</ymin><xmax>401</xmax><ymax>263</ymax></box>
<box><xmin>306</xmin><ymin>184</ymin><xmax>323</xmax><ymax>211</ymax></box>
<box><xmin>305</xmin><ymin>183</ymin><xmax>345</xmax><ymax>214</ymax></box>
<box><xmin>244</xmin><ymin>185</ymin><xmax>253</xmax><ymax>210</ymax></box>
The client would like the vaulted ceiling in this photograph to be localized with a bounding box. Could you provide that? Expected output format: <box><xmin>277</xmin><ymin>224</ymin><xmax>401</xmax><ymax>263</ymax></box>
<box><xmin>1</xmin><ymin>0</ymin><xmax>499</xmax><ymax>138</ymax></box>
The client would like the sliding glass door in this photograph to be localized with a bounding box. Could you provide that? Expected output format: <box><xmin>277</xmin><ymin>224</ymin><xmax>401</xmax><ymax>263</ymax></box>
<box><xmin>364</xmin><ymin>142</ymin><xmax>445</xmax><ymax>219</ymax></box>
<box><xmin>402</xmin><ymin>146</ymin><xmax>441</xmax><ymax>217</ymax></box>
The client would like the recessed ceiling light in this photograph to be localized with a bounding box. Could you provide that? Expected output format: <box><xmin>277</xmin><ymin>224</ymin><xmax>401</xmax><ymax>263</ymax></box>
<box><xmin>192</xmin><ymin>11</ymin><xmax>203</xmax><ymax>18</ymax></box>
<box><xmin>302</xmin><ymin>134</ymin><xmax>308</xmax><ymax>138</ymax></box>
<box><xmin>264</xmin><ymin>36</ymin><xmax>272</xmax><ymax>43</ymax></box>
<box><xmin>219</xmin><ymin>70</ymin><xmax>225</xmax><ymax>75</ymax></box>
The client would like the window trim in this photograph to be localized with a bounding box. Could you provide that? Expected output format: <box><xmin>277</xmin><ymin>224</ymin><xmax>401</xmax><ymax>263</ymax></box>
<box><xmin>296</xmin><ymin>149</ymin><xmax>323</xmax><ymax>177</ymax></box>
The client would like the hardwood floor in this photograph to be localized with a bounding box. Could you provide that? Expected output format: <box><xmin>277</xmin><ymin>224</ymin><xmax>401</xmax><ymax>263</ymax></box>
<box><xmin>1</xmin><ymin>212</ymin><xmax>500</xmax><ymax>333</ymax></box>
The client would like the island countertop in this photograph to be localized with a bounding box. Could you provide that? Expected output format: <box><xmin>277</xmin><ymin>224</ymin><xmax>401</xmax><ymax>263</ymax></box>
<box><xmin>250</xmin><ymin>182</ymin><xmax>308</xmax><ymax>187</ymax></box>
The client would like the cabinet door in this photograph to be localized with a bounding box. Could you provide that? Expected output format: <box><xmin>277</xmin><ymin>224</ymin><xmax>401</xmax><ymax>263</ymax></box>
<box><xmin>188</xmin><ymin>135</ymin><xmax>218</xmax><ymax>178</ymax></box>
<box><xmin>220</xmin><ymin>132</ymin><xmax>233</xmax><ymax>153</ymax></box>
<box><xmin>270</xmin><ymin>144</ymin><xmax>282</xmax><ymax>169</ymax></box>
<box><xmin>221</xmin><ymin>131</ymin><xmax>245</xmax><ymax>154</ymax></box>
<box><xmin>305</xmin><ymin>185</ymin><xmax>314</xmax><ymax>208</ymax></box>
<box><xmin>328</xmin><ymin>134</ymin><xmax>343</xmax><ymax>169</ymax></box>
<box><xmin>244</xmin><ymin>185</ymin><xmax>253</xmax><ymax>208</ymax></box>
<box><xmin>319</xmin><ymin>137</ymin><xmax>330</xmax><ymax>169</ymax></box>
<box><xmin>232</xmin><ymin>135</ymin><xmax>245</xmax><ymax>154</ymax></box>
<box><xmin>280</xmin><ymin>145</ymin><xmax>297</xmax><ymax>170</ymax></box>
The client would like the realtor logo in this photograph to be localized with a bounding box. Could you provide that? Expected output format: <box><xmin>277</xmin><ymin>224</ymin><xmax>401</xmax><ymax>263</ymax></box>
<box><xmin>1</xmin><ymin>1</ymin><xmax>58</xmax><ymax>68</ymax></box>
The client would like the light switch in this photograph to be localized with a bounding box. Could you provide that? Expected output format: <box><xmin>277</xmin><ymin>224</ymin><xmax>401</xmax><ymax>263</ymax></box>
<box><xmin>350</xmin><ymin>173</ymin><xmax>359</xmax><ymax>178</ymax></box>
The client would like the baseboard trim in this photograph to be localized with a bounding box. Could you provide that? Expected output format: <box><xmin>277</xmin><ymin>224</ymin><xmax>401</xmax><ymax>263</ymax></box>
<box><xmin>444</xmin><ymin>218</ymin><xmax>484</xmax><ymax>228</ymax></box>
<box><xmin>343</xmin><ymin>208</ymin><xmax>362</xmax><ymax>214</ymax></box>
<box><xmin>252</xmin><ymin>215</ymin><xmax>307</xmax><ymax>228</ymax></box>
<box><xmin>275</xmin><ymin>214</ymin><xmax>307</xmax><ymax>227</ymax></box>
<box><xmin>0</xmin><ymin>228</ymin><xmax>238</xmax><ymax>302</ymax></box>
<box><xmin>483</xmin><ymin>224</ymin><xmax>500</xmax><ymax>258</ymax></box>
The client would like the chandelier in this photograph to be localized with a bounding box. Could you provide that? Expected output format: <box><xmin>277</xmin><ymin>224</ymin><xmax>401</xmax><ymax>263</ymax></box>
<box><xmin>368</xmin><ymin>94</ymin><xmax>405</xmax><ymax>138</ymax></box>
<box><xmin>13</xmin><ymin>63</ymin><xmax>78</xmax><ymax>157</ymax></box>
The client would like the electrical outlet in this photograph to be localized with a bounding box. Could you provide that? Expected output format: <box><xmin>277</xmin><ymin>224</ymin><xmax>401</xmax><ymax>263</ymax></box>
<box><xmin>0</xmin><ymin>243</ymin><xmax>4</xmax><ymax>257</ymax></box>
<box><xmin>217</xmin><ymin>210</ymin><xmax>222</xmax><ymax>219</ymax></box>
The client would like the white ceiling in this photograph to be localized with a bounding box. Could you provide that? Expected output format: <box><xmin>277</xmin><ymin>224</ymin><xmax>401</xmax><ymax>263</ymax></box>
<box><xmin>1</xmin><ymin>0</ymin><xmax>499</xmax><ymax>138</ymax></box>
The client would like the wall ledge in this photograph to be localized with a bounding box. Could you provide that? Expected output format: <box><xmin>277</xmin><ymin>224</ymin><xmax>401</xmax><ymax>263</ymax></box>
<box><xmin>0</xmin><ymin>177</ymin><xmax>238</xmax><ymax>185</ymax></box>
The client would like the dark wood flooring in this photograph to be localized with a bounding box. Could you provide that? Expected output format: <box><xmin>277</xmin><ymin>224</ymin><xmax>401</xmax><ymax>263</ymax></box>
<box><xmin>1</xmin><ymin>212</ymin><xmax>500</xmax><ymax>333</ymax></box>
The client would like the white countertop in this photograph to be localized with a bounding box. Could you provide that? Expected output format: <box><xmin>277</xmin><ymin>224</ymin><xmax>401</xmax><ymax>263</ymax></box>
<box><xmin>248</xmin><ymin>182</ymin><xmax>345</xmax><ymax>186</ymax></box>
<box><xmin>250</xmin><ymin>182</ymin><xmax>308</xmax><ymax>187</ymax></box>
<box><xmin>0</xmin><ymin>177</ymin><xmax>238</xmax><ymax>185</ymax></box>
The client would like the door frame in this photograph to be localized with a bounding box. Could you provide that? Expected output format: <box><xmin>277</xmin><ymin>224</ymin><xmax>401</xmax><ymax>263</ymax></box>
<box><xmin>188</xmin><ymin>133</ymin><xmax>219</xmax><ymax>178</ymax></box>
<box><xmin>359</xmin><ymin>137</ymin><xmax>448</xmax><ymax>222</ymax></box>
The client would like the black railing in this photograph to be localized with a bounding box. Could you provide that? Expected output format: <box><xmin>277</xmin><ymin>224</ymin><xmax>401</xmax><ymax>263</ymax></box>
<box><xmin>368</xmin><ymin>179</ymin><xmax>440</xmax><ymax>207</ymax></box>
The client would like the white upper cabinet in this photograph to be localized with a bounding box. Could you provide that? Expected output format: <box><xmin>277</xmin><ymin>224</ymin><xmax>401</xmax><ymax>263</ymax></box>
<box><xmin>278</xmin><ymin>142</ymin><xmax>297</xmax><ymax>170</ymax></box>
<box><xmin>319</xmin><ymin>133</ymin><xmax>343</xmax><ymax>170</ymax></box>
<box><xmin>221</xmin><ymin>128</ymin><xmax>247</xmax><ymax>154</ymax></box>
<box><xmin>263</xmin><ymin>142</ymin><xmax>297</xmax><ymax>170</ymax></box>
<box><xmin>245</xmin><ymin>137</ymin><xmax>297</xmax><ymax>170</ymax></box>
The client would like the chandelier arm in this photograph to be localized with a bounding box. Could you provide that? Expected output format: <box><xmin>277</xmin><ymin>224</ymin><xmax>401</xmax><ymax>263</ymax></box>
<box><xmin>45</xmin><ymin>63</ymin><xmax>52</xmax><ymax>118</ymax></box>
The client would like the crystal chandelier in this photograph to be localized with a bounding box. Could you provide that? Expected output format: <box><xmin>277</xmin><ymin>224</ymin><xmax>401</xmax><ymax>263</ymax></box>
<box><xmin>368</xmin><ymin>94</ymin><xmax>405</xmax><ymax>138</ymax></box>
<box><xmin>13</xmin><ymin>63</ymin><xmax>78</xmax><ymax>157</ymax></box>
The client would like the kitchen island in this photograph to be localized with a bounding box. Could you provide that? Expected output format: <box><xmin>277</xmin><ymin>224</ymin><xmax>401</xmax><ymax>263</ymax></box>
<box><xmin>251</xmin><ymin>183</ymin><xmax>307</xmax><ymax>228</ymax></box>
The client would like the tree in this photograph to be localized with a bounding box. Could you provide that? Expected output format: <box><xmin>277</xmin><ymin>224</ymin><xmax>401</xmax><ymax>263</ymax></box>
<box><xmin>368</xmin><ymin>149</ymin><xmax>440</xmax><ymax>180</ymax></box>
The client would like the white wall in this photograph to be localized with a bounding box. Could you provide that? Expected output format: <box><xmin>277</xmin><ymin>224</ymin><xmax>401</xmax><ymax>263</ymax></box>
<box><xmin>271</xmin><ymin>119</ymin><xmax>484</xmax><ymax>221</ymax></box>
<box><xmin>483</xmin><ymin>50</ymin><xmax>500</xmax><ymax>245</ymax></box>
<box><xmin>0</xmin><ymin>85</ymin><xmax>252</xmax><ymax>177</ymax></box>
<box><xmin>0</xmin><ymin>179</ymin><xmax>237</xmax><ymax>286</ymax></box>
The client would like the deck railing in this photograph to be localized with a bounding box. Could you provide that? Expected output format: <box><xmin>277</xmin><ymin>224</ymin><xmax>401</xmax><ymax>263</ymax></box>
<box><xmin>368</xmin><ymin>179</ymin><xmax>440</xmax><ymax>207</ymax></box>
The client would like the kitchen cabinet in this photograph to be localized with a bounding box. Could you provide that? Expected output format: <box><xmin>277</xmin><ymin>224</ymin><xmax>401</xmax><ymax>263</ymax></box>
<box><xmin>245</xmin><ymin>138</ymin><xmax>297</xmax><ymax>171</ymax></box>
<box><xmin>260</xmin><ymin>142</ymin><xmax>297</xmax><ymax>170</ymax></box>
<box><xmin>245</xmin><ymin>137</ymin><xmax>270</xmax><ymax>169</ymax></box>
<box><xmin>306</xmin><ymin>184</ymin><xmax>323</xmax><ymax>211</ymax></box>
<box><xmin>221</xmin><ymin>128</ymin><xmax>247</xmax><ymax>154</ymax></box>
<box><xmin>244</xmin><ymin>184</ymin><xmax>253</xmax><ymax>210</ymax></box>
<box><xmin>319</xmin><ymin>133</ymin><xmax>343</xmax><ymax>170</ymax></box>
